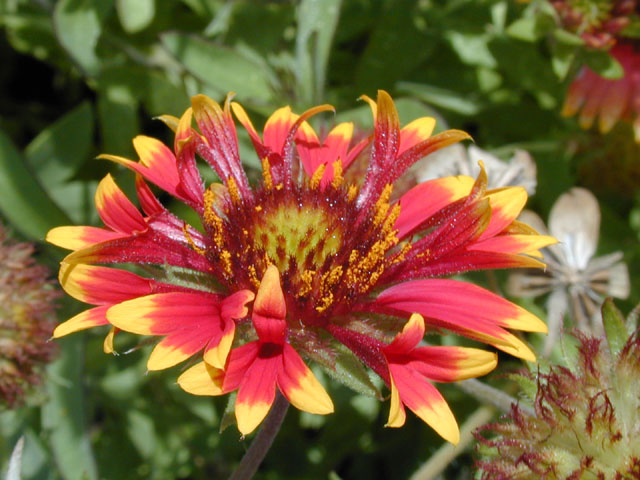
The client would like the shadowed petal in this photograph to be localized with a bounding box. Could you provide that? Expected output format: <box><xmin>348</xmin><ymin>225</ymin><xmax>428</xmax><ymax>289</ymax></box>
<box><xmin>177</xmin><ymin>361</ymin><xmax>225</xmax><ymax>396</ymax></box>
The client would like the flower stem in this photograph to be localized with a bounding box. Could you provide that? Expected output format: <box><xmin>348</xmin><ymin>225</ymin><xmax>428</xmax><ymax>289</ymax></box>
<box><xmin>229</xmin><ymin>392</ymin><xmax>290</xmax><ymax>480</ymax></box>
<box><xmin>409</xmin><ymin>406</ymin><xmax>495</xmax><ymax>480</ymax></box>
<box><xmin>457</xmin><ymin>378</ymin><xmax>535</xmax><ymax>417</ymax></box>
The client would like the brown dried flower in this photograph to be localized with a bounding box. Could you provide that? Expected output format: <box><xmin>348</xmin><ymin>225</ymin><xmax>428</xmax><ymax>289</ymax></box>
<box><xmin>0</xmin><ymin>224</ymin><xmax>59</xmax><ymax>408</ymax></box>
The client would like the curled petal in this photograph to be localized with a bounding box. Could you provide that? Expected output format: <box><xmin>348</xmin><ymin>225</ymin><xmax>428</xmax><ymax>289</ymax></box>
<box><xmin>53</xmin><ymin>305</ymin><xmax>109</xmax><ymax>338</ymax></box>
<box><xmin>177</xmin><ymin>361</ymin><xmax>225</xmax><ymax>396</ymax></box>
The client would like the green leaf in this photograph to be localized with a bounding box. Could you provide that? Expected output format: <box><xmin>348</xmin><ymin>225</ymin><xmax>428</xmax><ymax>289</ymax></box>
<box><xmin>42</xmin><ymin>336</ymin><xmax>98</xmax><ymax>480</ymax></box>
<box><xmin>397</xmin><ymin>81</ymin><xmax>485</xmax><ymax>115</ymax></box>
<box><xmin>551</xmin><ymin>43</ymin><xmax>576</xmax><ymax>80</ymax></box>
<box><xmin>295</xmin><ymin>0</ymin><xmax>343</xmax><ymax>104</ymax></box>
<box><xmin>116</xmin><ymin>0</ymin><xmax>155</xmax><ymax>33</ymax></box>
<box><xmin>25</xmin><ymin>102</ymin><xmax>93</xmax><ymax>185</ymax></box>
<box><xmin>52</xmin><ymin>0</ymin><xmax>114</xmax><ymax>76</ymax></box>
<box><xmin>0</xmin><ymin>130</ymin><xmax>70</xmax><ymax>240</ymax></box>
<box><xmin>354</xmin><ymin>0</ymin><xmax>433</xmax><ymax>93</ymax></box>
<box><xmin>602</xmin><ymin>298</ymin><xmax>628</xmax><ymax>357</ymax></box>
<box><xmin>126</xmin><ymin>410</ymin><xmax>157</xmax><ymax>459</ymax></box>
<box><xmin>446</xmin><ymin>32</ymin><xmax>496</xmax><ymax>68</ymax></box>
<box><xmin>97</xmin><ymin>92</ymin><xmax>139</xmax><ymax>156</ymax></box>
<box><xmin>316</xmin><ymin>347</ymin><xmax>381</xmax><ymax>399</ymax></box>
<box><xmin>583</xmin><ymin>49</ymin><xmax>624</xmax><ymax>79</ymax></box>
<box><xmin>553</xmin><ymin>28</ymin><xmax>584</xmax><ymax>46</ymax></box>
<box><xmin>506</xmin><ymin>15</ymin><xmax>554</xmax><ymax>42</ymax></box>
<box><xmin>161</xmin><ymin>32</ymin><xmax>276</xmax><ymax>107</ymax></box>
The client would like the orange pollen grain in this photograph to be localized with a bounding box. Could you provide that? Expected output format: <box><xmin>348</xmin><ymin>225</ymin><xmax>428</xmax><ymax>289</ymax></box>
<box><xmin>347</xmin><ymin>184</ymin><xmax>358</xmax><ymax>202</ymax></box>
<box><xmin>261</xmin><ymin>158</ymin><xmax>273</xmax><ymax>190</ymax></box>
<box><xmin>248</xmin><ymin>265</ymin><xmax>260</xmax><ymax>288</ymax></box>
<box><xmin>373</xmin><ymin>184</ymin><xmax>393</xmax><ymax>225</ymax></box>
<box><xmin>182</xmin><ymin>223</ymin><xmax>207</xmax><ymax>255</ymax></box>
<box><xmin>310</xmin><ymin>164</ymin><xmax>326</xmax><ymax>190</ymax></box>
<box><xmin>227</xmin><ymin>176</ymin><xmax>240</xmax><ymax>204</ymax></box>
<box><xmin>220</xmin><ymin>250</ymin><xmax>233</xmax><ymax>276</ymax></box>
<box><xmin>297</xmin><ymin>269</ymin><xmax>315</xmax><ymax>297</ymax></box>
<box><xmin>331</xmin><ymin>160</ymin><xmax>343</xmax><ymax>189</ymax></box>
<box><xmin>315</xmin><ymin>292</ymin><xmax>334</xmax><ymax>313</ymax></box>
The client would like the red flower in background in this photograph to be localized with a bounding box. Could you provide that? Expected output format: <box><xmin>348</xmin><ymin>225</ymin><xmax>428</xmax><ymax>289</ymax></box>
<box><xmin>563</xmin><ymin>43</ymin><xmax>640</xmax><ymax>140</ymax></box>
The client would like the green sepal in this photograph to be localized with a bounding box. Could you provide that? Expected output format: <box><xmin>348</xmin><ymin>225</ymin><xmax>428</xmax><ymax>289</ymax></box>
<box><xmin>602</xmin><ymin>298</ymin><xmax>628</xmax><ymax>357</ymax></box>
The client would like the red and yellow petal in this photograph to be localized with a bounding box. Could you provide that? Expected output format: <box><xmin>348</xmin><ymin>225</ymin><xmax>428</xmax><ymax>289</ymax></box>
<box><xmin>103</xmin><ymin>326</ymin><xmax>117</xmax><ymax>354</ymax></box>
<box><xmin>396</xmin><ymin>176</ymin><xmax>474</xmax><ymax>238</ymax></box>
<box><xmin>53</xmin><ymin>305</ymin><xmax>109</xmax><ymax>338</ymax></box>
<box><xmin>469</xmin><ymin>234</ymin><xmax>557</xmax><ymax>256</ymax></box>
<box><xmin>177</xmin><ymin>361</ymin><xmax>226</xmax><ymax>396</ymax></box>
<box><xmin>375</xmin><ymin>279</ymin><xmax>545</xmax><ymax>361</ymax></box>
<box><xmin>147</xmin><ymin>331</ymin><xmax>211</xmax><ymax>370</ymax></box>
<box><xmin>479</xmin><ymin>187</ymin><xmax>528</xmax><ymax>240</ymax></box>
<box><xmin>58</xmin><ymin>263</ymin><xmax>153</xmax><ymax>305</ymax></box>
<box><xmin>398</xmin><ymin>117</ymin><xmax>436</xmax><ymax>156</ymax></box>
<box><xmin>107</xmin><ymin>291</ymin><xmax>225</xmax><ymax>335</ymax></box>
<box><xmin>222</xmin><ymin>342</ymin><xmax>260</xmax><ymax>393</ymax></box>
<box><xmin>386</xmin><ymin>376</ymin><xmax>406</xmax><ymax>428</ymax></box>
<box><xmin>203</xmin><ymin>320</ymin><xmax>235</xmax><ymax>369</ymax></box>
<box><xmin>385</xmin><ymin>313</ymin><xmax>425</xmax><ymax>354</ymax></box>
<box><xmin>388</xmin><ymin>365</ymin><xmax>460</xmax><ymax>444</ymax></box>
<box><xmin>235</xmin><ymin>355</ymin><xmax>278</xmax><ymax>435</ymax></box>
<box><xmin>46</xmin><ymin>226</ymin><xmax>126</xmax><ymax>251</ymax></box>
<box><xmin>408</xmin><ymin>346</ymin><xmax>498</xmax><ymax>383</ymax></box>
<box><xmin>252</xmin><ymin>265</ymin><xmax>287</xmax><ymax>343</ymax></box>
<box><xmin>95</xmin><ymin>174</ymin><xmax>147</xmax><ymax>234</ymax></box>
<box><xmin>230</xmin><ymin>101</ymin><xmax>263</xmax><ymax>146</ymax></box>
<box><xmin>277</xmin><ymin>344</ymin><xmax>333</xmax><ymax>415</ymax></box>
<box><xmin>263</xmin><ymin>106</ymin><xmax>300</xmax><ymax>154</ymax></box>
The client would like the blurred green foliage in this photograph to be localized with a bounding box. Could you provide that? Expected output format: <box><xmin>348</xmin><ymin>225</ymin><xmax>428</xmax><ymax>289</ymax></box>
<box><xmin>1</xmin><ymin>0</ymin><xmax>639</xmax><ymax>479</ymax></box>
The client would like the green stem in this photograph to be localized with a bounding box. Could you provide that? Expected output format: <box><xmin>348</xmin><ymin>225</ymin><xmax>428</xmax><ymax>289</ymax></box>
<box><xmin>229</xmin><ymin>392</ymin><xmax>290</xmax><ymax>480</ymax></box>
<box><xmin>457</xmin><ymin>378</ymin><xmax>534</xmax><ymax>417</ymax></box>
<box><xmin>409</xmin><ymin>406</ymin><xmax>495</xmax><ymax>480</ymax></box>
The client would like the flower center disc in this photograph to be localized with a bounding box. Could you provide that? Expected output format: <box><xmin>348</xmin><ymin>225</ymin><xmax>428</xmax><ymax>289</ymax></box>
<box><xmin>254</xmin><ymin>199</ymin><xmax>343</xmax><ymax>275</ymax></box>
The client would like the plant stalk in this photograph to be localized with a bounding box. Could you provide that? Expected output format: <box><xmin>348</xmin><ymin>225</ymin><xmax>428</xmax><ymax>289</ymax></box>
<box><xmin>229</xmin><ymin>392</ymin><xmax>290</xmax><ymax>480</ymax></box>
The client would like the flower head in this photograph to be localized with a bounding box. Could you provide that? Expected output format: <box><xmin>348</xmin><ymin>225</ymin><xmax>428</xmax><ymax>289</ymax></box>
<box><xmin>509</xmin><ymin>188</ymin><xmax>629</xmax><ymax>355</ymax></box>
<box><xmin>0</xmin><ymin>223</ymin><xmax>59</xmax><ymax>408</ymax></box>
<box><xmin>551</xmin><ymin>0</ymin><xmax>640</xmax><ymax>49</ymax></box>
<box><xmin>475</xmin><ymin>302</ymin><xmax>640</xmax><ymax>479</ymax></box>
<box><xmin>48</xmin><ymin>91</ymin><xmax>554</xmax><ymax>440</ymax></box>
<box><xmin>416</xmin><ymin>144</ymin><xmax>537</xmax><ymax>195</ymax></box>
<box><xmin>562</xmin><ymin>42</ymin><xmax>640</xmax><ymax>140</ymax></box>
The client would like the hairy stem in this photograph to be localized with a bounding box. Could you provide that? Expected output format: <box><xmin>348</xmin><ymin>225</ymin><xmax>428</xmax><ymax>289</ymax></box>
<box><xmin>229</xmin><ymin>392</ymin><xmax>290</xmax><ymax>480</ymax></box>
<box><xmin>457</xmin><ymin>378</ymin><xmax>535</xmax><ymax>417</ymax></box>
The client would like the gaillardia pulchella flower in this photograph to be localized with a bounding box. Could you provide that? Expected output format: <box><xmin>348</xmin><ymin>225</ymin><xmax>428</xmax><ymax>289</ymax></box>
<box><xmin>475</xmin><ymin>301</ymin><xmax>640</xmax><ymax>479</ymax></box>
<box><xmin>0</xmin><ymin>222</ymin><xmax>59</xmax><ymax>408</ymax></box>
<box><xmin>47</xmin><ymin>91</ymin><xmax>554</xmax><ymax>442</ymax></box>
